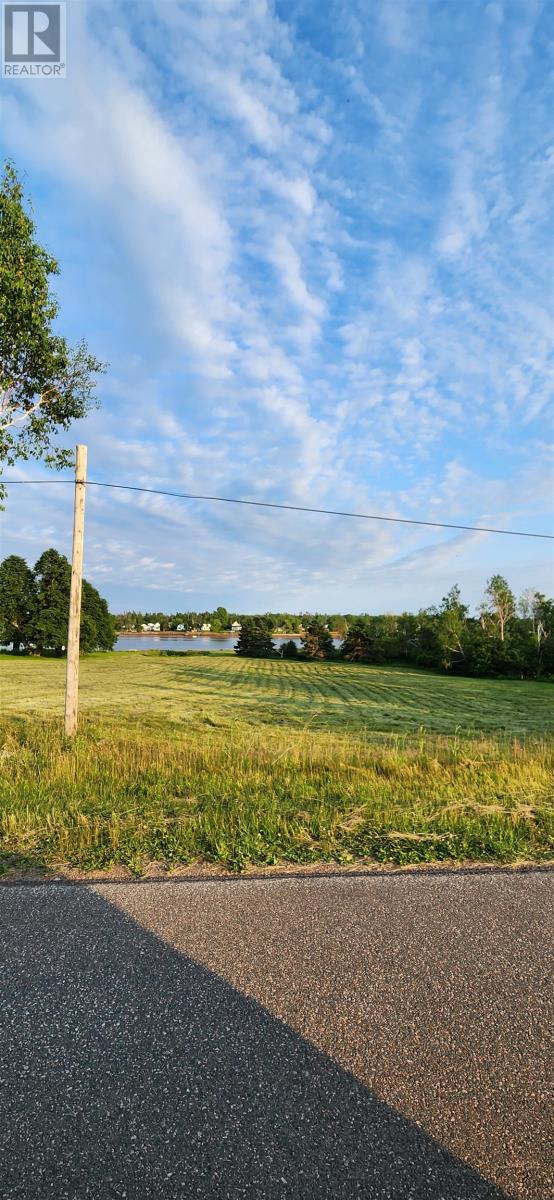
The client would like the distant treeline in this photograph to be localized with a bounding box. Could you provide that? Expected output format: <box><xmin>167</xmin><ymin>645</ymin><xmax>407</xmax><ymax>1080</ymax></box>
<box><xmin>115</xmin><ymin>606</ymin><xmax>335</xmax><ymax>634</ymax></box>
<box><xmin>238</xmin><ymin>578</ymin><xmax>554</xmax><ymax>680</ymax></box>
<box><xmin>4</xmin><ymin>565</ymin><xmax>551</xmax><ymax>677</ymax></box>
<box><xmin>117</xmin><ymin>579</ymin><xmax>554</xmax><ymax>679</ymax></box>
<box><xmin>0</xmin><ymin>551</ymin><xmax>116</xmax><ymax>654</ymax></box>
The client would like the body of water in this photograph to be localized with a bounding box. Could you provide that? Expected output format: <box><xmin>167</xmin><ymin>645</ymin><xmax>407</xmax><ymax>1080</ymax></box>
<box><xmin>115</xmin><ymin>635</ymin><xmax>341</xmax><ymax>652</ymax></box>
<box><xmin>116</xmin><ymin>634</ymin><xmax>243</xmax><ymax>652</ymax></box>
<box><xmin>3</xmin><ymin>635</ymin><xmax>341</xmax><ymax>654</ymax></box>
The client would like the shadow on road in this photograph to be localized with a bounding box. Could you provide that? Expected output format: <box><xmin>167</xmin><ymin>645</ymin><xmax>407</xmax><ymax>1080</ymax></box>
<box><xmin>0</xmin><ymin>885</ymin><xmax>511</xmax><ymax>1199</ymax></box>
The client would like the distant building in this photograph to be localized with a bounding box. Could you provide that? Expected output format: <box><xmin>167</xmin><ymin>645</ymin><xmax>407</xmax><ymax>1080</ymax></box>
<box><xmin>176</xmin><ymin>624</ymin><xmax>184</xmax><ymax>632</ymax></box>
<box><xmin>141</xmin><ymin>622</ymin><xmax>160</xmax><ymax>632</ymax></box>
<box><xmin>201</xmin><ymin>623</ymin><xmax>211</xmax><ymax>632</ymax></box>
<box><xmin>231</xmin><ymin>621</ymin><xmax>242</xmax><ymax>633</ymax></box>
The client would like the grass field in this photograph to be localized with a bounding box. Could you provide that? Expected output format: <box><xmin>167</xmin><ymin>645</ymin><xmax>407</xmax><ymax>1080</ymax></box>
<box><xmin>1</xmin><ymin>651</ymin><xmax>553</xmax><ymax>875</ymax></box>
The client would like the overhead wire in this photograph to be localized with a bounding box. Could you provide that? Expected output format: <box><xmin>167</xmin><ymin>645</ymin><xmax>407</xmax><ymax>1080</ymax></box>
<box><xmin>2</xmin><ymin>477</ymin><xmax>552</xmax><ymax>540</ymax></box>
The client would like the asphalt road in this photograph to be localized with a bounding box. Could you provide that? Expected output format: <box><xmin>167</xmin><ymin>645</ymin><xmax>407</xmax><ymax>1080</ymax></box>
<box><xmin>1</xmin><ymin>869</ymin><xmax>552</xmax><ymax>1199</ymax></box>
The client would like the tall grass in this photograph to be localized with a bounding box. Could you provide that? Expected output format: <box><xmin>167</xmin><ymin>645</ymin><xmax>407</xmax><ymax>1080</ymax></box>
<box><xmin>1</xmin><ymin>715</ymin><xmax>552</xmax><ymax>873</ymax></box>
<box><xmin>2</xmin><ymin>653</ymin><xmax>552</xmax><ymax>874</ymax></box>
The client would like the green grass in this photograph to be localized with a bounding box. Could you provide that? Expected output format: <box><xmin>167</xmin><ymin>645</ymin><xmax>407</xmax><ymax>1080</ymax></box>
<box><xmin>2</xmin><ymin>649</ymin><xmax>552</xmax><ymax>734</ymax></box>
<box><xmin>1</xmin><ymin>652</ymin><xmax>553</xmax><ymax>874</ymax></box>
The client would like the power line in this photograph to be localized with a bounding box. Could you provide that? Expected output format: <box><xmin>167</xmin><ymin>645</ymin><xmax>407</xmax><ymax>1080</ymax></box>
<box><xmin>2</xmin><ymin>477</ymin><xmax>553</xmax><ymax>540</ymax></box>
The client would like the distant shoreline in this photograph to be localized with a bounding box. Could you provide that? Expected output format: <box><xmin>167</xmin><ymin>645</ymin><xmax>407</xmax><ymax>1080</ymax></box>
<box><xmin>117</xmin><ymin>631</ymin><xmax>231</xmax><ymax>639</ymax></box>
<box><xmin>116</xmin><ymin>631</ymin><xmax>306</xmax><ymax>640</ymax></box>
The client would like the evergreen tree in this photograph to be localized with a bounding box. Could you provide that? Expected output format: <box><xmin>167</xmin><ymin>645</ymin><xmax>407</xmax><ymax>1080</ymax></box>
<box><xmin>0</xmin><ymin>554</ymin><xmax>34</xmax><ymax>651</ymax></box>
<box><xmin>26</xmin><ymin>548</ymin><xmax>115</xmax><ymax>654</ymax></box>
<box><xmin>30</xmin><ymin>548</ymin><xmax>71</xmax><ymax>654</ymax></box>
<box><xmin>81</xmin><ymin>580</ymin><xmax>117</xmax><ymax>651</ymax></box>
<box><xmin>235</xmin><ymin>616</ymin><xmax>275</xmax><ymax>658</ymax></box>
<box><xmin>281</xmin><ymin>638</ymin><xmax>299</xmax><ymax>659</ymax></box>
<box><xmin>301</xmin><ymin>618</ymin><xmax>335</xmax><ymax>660</ymax></box>
<box><xmin>341</xmin><ymin>619</ymin><xmax>375</xmax><ymax>662</ymax></box>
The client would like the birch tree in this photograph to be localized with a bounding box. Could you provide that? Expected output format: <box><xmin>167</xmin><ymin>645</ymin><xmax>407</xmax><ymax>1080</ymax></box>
<box><xmin>482</xmin><ymin>575</ymin><xmax>515</xmax><ymax>642</ymax></box>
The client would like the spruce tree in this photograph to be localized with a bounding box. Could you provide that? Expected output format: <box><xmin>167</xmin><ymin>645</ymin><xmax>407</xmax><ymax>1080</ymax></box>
<box><xmin>341</xmin><ymin>619</ymin><xmax>374</xmax><ymax>662</ymax></box>
<box><xmin>30</xmin><ymin>548</ymin><xmax>71</xmax><ymax>654</ymax></box>
<box><xmin>81</xmin><ymin>580</ymin><xmax>117</xmax><ymax>651</ymax></box>
<box><xmin>27</xmin><ymin>548</ymin><xmax>116</xmax><ymax>654</ymax></box>
<box><xmin>235</xmin><ymin>617</ymin><xmax>275</xmax><ymax>658</ymax></box>
<box><xmin>0</xmin><ymin>554</ymin><xmax>35</xmax><ymax>651</ymax></box>
<box><xmin>301</xmin><ymin>618</ymin><xmax>335</xmax><ymax>660</ymax></box>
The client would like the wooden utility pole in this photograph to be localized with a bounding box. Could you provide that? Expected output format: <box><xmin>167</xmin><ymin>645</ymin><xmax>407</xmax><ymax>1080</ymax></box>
<box><xmin>64</xmin><ymin>444</ymin><xmax>87</xmax><ymax>737</ymax></box>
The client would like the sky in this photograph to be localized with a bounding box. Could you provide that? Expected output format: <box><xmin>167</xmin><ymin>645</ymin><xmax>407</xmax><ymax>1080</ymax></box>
<box><xmin>0</xmin><ymin>0</ymin><xmax>553</xmax><ymax>615</ymax></box>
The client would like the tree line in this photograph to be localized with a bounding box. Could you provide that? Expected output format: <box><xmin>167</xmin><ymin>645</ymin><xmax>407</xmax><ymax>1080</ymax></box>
<box><xmin>0</xmin><ymin>551</ymin><xmax>116</xmax><ymax>653</ymax></box>
<box><xmin>236</xmin><ymin>578</ymin><xmax>553</xmax><ymax>679</ymax></box>
<box><xmin>115</xmin><ymin>607</ymin><xmax>348</xmax><ymax>634</ymax></box>
<box><xmin>2</xmin><ymin>560</ymin><xmax>552</xmax><ymax>677</ymax></box>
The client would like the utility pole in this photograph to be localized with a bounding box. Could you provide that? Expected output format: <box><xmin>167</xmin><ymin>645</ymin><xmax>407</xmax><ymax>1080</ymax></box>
<box><xmin>64</xmin><ymin>444</ymin><xmax>87</xmax><ymax>737</ymax></box>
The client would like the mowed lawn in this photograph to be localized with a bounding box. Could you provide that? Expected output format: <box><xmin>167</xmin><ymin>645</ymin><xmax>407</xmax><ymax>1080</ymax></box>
<box><xmin>1</xmin><ymin>652</ymin><xmax>553</xmax><ymax>875</ymax></box>
<box><xmin>2</xmin><ymin>650</ymin><xmax>552</xmax><ymax>734</ymax></box>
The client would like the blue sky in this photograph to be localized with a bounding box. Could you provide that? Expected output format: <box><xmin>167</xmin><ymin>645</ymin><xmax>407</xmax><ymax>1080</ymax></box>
<box><xmin>1</xmin><ymin>0</ymin><xmax>553</xmax><ymax>614</ymax></box>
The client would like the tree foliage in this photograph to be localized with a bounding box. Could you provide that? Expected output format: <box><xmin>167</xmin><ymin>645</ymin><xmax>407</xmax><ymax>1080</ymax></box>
<box><xmin>235</xmin><ymin>616</ymin><xmax>276</xmax><ymax>658</ymax></box>
<box><xmin>301</xmin><ymin>618</ymin><xmax>335</xmax><ymax>661</ymax></box>
<box><xmin>115</xmin><ymin>579</ymin><xmax>553</xmax><ymax>679</ymax></box>
<box><xmin>0</xmin><ymin>548</ymin><xmax>116</xmax><ymax>654</ymax></box>
<box><xmin>481</xmin><ymin>575</ymin><xmax>515</xmax><ymax>642</ymax></box>
<box><xmin>0</xmin><ymin>162</ymin><xmax>105</xmax><ymax>502</ymax></box>
<box><xmin>210</xmin><ymin>605</ymin><xmax>229</xmax><ymax>632</ymax></box>
<box><xmin>80</xmin><ymin>579</ymin><xmax>117</xmax><ymax>653</ymax></box>
<box><xmin>336</xmin><ymin>580</ymin><xmax>553</xmax><ymax>679</ymax></box>
<box><xmin>0</xmin><ymin>554</ymin><xmax>34</xmax><ymax>650</ymax></box>
<box><xmin>31</xmin><ymin>548</ymin><xmax>71</xmax><ymax>654</ymax></box>
<box><xmin>341</xmin><ymin>619</ymin><xmax>380</xmax><ymax>663</ymax></box>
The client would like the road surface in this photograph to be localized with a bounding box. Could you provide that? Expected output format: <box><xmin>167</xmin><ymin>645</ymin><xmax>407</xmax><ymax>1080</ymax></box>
<box><xmin>1</xmin><ymin>868</ymin><xmax>552</xmax><ymax>1198</ymax></box>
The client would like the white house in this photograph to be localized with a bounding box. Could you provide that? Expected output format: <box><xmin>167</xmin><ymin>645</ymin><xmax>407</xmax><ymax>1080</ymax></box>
<box><xmin>201</xmin><ymin>622</ymin><xmax>211</xmax><ymax>632</ymax></box>
<box><xmin>176</xmin><ymin>624</ymin><xmax>185</xmax><ymax>632</ymax></box>
<box><xmin>231</xmin><ymin>621</ymin><xmax>242</xmax><ymax>633</ymax></box>
<box><xmin>141</xmin><ymin>622</ymin><xmax>160</xmax><ymax>632</ymax></box>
